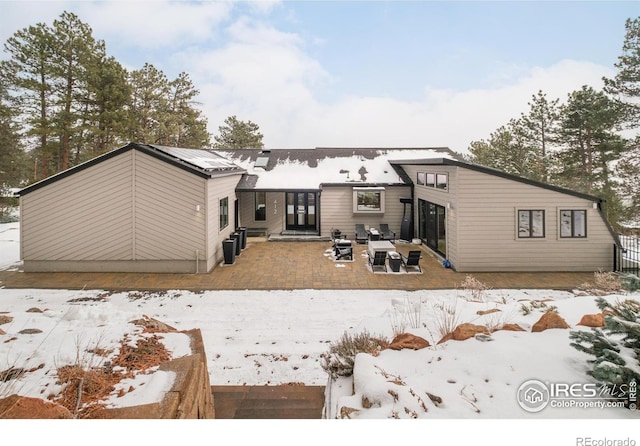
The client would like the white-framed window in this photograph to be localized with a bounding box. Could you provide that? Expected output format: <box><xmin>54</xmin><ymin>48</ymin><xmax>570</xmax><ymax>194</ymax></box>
<box><xmin>353</xmin><ymin>187</ymin><xmax>385</xmax><ymax>213</ymax></box>
<box><xmin>518</xmin><ymin>209</ymin><xmax>545</xmax><ymax>238</ymax></box>
<box><xmin>560</xmin><ymin>210</ymin><xmax>587</xmax><ymax>238</ymax></box>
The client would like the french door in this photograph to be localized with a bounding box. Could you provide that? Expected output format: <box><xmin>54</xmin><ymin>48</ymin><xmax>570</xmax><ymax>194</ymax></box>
<box><xmin>286</xmin><ymin>192</ymin><xmax>317</xmax><ymax>231</ymax></box>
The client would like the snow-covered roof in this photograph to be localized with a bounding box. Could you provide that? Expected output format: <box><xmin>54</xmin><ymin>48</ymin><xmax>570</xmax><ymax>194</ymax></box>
<box><xmin>214</xmin><ymin>147</ymin><xmax>456</xmax><ymax>190</ymax></box>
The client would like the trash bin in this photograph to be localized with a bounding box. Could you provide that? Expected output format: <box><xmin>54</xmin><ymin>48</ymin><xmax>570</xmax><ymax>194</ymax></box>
<box><xmin>237</xmin><ymin>227</ymin><xmax>247</xmax><ymax>250</ymax></box>
<box><xmin>223</xmin><ymin>238</ymin><xmax>236</xmax><ymax>265</ymax></box>
<box><xmin>231</xmin><ymin>232</ymin><xmax>241</xmax><ymax>256</ymax></box>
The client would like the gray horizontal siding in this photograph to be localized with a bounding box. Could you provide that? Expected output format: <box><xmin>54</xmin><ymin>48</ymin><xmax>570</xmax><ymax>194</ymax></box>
<box><xmin>21</xmin><ymin>151</ymin><xmax>134</xmax><ymax>261</ymax></box>
<box><xmin>133</xmin><ymin>150</ymin><xmax>206</xmax><ymax>261</ymax></box>
<box><xmin>237</xmin><ymin>191</ymin><xmax>286</xmax><ymax>236</ymax></box>
<box><xmin>207</xmin><ymin>174</ymin><xmax>242</xmax><ymax>270</ymax></box>
<box><xmin>320</xmin><ymin>185</ymin><xmax>410</xmax><ymax>239</ymax></box>
<box><xmin>455</xmin><ymin>168</ymin><xmax>613</xmax><ymax>272</ymax></box>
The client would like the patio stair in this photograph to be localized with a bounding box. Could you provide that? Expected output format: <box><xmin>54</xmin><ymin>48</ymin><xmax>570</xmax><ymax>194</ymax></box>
<box><xmin>211</xmin><ymin>385</ymin><xmax>325</xmax><ymax>419</ymax></box>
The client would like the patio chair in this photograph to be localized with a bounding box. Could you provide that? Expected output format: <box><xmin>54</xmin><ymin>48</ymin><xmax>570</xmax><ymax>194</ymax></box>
<box><xmin>379</xmin><ymin>224</ymin><xmax>396</xmax><ymax>242</ymax></box>
<box><xmin>334</xmin><ymin>240</ymin><xmax>353</xmax><ymax>261</ymax></box>
<box><xmin>401</xmin><ymin>250</ymin><xmax>422</xmax><ymax>273</ymax></box>
<box><xmin>355</xmin><ymin>224</ymin><xmax>368</xmax><ymax>244</ymax></box>
<box><xmin>368</xmin><ymin>250</ymin><xmax>388</xmax><ymax>272</ymax></box>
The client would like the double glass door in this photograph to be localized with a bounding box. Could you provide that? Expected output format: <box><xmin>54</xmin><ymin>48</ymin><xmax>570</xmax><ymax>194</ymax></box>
<box><xmin>286</xmin><ymin>192</ymin><xmax>316</xmax><ymax>231</ymax></box>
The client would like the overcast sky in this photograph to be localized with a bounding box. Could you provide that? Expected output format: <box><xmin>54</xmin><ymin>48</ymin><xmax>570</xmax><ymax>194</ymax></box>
<box><xmin>2</xmin><ymin>1</ymin><xmax>638</xmax><ymax>153</ymax></box>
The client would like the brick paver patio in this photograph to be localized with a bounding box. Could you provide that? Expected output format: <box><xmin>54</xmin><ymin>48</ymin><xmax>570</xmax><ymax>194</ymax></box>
<box><xmin>0</xmin><ymin>239</ymin><xmax>597</xmax><ymax>291</ymax></box>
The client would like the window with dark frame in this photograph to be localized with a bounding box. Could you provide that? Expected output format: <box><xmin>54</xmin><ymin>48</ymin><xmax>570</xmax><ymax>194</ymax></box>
<box><xmin>560</xmin><ymin>210</ymin><xmax>587</xmax><ymax>238</ymax></box>
<box><xmin>518</xmin><ymin>210</ymin><xmax>545</xmax><ymax>238</ymax></box>
<box><xmin>436</xmin><ymin>173</ymin><xmax>448</xmax><ymax>190</ymax></box>
<box><xmin>219</xmin><ymin>197</ymin><xmax>229</xmax><ymax>230</ymax></box>
<box><xmin>255</xmin><ymin>192</ymin><xmax>266</xmax><ymax>221</ymax></box>
<box><xmin>426</xmin><ymin>173</ymin><xmax>435</xmax><ymax>188</ymax></box>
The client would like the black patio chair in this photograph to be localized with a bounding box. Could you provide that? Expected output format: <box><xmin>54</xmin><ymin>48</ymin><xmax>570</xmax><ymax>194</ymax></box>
<box><xmin>379</xmin><ymin>224</ymin><xmax>396</xmax><ymax>242</ymax></box>
<box><xmin>334</xmin><ymin>240</ymin><xmax>353</xmax><ymax>261</ymax></box>
<box><xmin>401</xmin><ymin>250</ymin><xmax>422</xmax><ymax>273</ymax></box>
<box><xmin>368</xmin><ymin>250</ymin><xmax>388</xmax><ymax>272</ymax></box>
<box><xmin>355</xmin><ymin>224</ymin><xmax>368</xmax><ymax>244</ymax></box>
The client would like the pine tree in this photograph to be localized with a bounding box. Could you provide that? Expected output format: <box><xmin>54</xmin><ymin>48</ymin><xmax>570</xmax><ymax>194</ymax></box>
<box><xmin>570</xmin><ymin>297</ymin><xmax>640</xmax><ymax>402</ymax></box>
<box><xmin>213</xmin><ymin>115</ymin><xmax>264</xmax><ymax>149</ymax></box>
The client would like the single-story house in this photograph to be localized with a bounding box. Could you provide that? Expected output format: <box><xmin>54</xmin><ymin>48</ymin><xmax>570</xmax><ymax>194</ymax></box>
<box><xmin>17</xmin><ymin>143</ymin><xmax>621</xmax><ymax>273</ymax></box>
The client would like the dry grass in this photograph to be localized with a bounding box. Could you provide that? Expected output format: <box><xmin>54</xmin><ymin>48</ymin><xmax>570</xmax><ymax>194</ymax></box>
<box><xmin>579</xmin><ymin>271</ymin><xmax>623</xmax><ymax>295</ymax></box>
<box><xmin>51</xmin><ymin>334</ymin><xmax>171</xmax><ymax>418</ymax></box>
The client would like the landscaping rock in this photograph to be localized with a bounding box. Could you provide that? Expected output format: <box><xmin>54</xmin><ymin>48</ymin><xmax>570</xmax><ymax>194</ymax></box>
<box><xmin>26</xmin><ymin>307</ymin><xmax>44</xmax><ymax>313</ymax></box>
<box><xmin>0</xmin><ymin>394</ymin><xmax>73</xmax><ymax>419</ymax></box>
<box><xmin>476</xmin><ymin>308</ymin><xmax>501</xmax><ymax>316</ymax></box>
<box><xmin>0</xmin><ymin>315</ymin><xmax>13</xmax><ymax>325</ymax></box>
<box><xmin>130</xmin><ymin>316</ymin><xmax>177</xmax><ymax>333</ymax></box>
<box><xmin>0</xmin><ymin>328</ymin><xmax>5</xmax><ymax>335</ymax></box>
<box><xmin>532</xmin><ymin>312</ymin><xmax>570</xmax><ymax>332</ymax></box>
<box><xmin>437</xmin><ymin>323</ymin><xmax>490</xmax><ymax>343</ymax></box>
<box><xmin>386</xmin><ymin>333</ymin><xmax>430</xmax><ymax>351</ymax></box>
<box><xmin>18</xmin><ymin>328</ymin><xmax>43</xmax><ymax>335</ymax></box>
<box><xmin>497</xmin><ymin>323</ymin><xmax>526</xmax><ymax>332</ymax></box>
<box><xmin>577</xmin><ymin>313</ymin><xmax>605</xmax><ymax>328</ymax></box>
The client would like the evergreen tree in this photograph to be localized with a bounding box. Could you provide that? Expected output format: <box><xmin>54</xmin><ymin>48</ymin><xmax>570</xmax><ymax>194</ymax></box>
<box><xmin>466</xmin><ymin>118</ymin><xmax>538</xmax><ymax>179</ymax></box>
<box><xmin>1</xmin><ymin>21</ymin><xmax>56</xmax><ymax>179</ymax></box>
<box><xmin>603</xmin><ymin>17</ymin><xmax>640</xmax><ymax>128</ymax></box>
<box><xmin>213</xmin><ymin>115</ymin><xmax>264</xmax><ymax>149</ymax></box>
<box><xmin>570</xmin><ymin>297</ymin><xmax>640</xmax><ymax>404</ymax></box>
<box><xmin>553</xmin><ymin>86</ymin><xmax>627</xmax><ymax>197</ymax></box>
<box><xmin>519</xmin><ymin>90</ymin><xmax>560</xmax><ymax>182</ymax></box>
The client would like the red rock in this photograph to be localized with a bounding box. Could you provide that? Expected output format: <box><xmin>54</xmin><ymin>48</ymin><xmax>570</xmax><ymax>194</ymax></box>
<box><xmin>0</xmin><ymin>394</ymin><xmax>73</xmax><ymax>419</ymax></box>
<box><xmin>386</xmin><ymin>333</ymin><xmax>430</xmax><ymax>351</ymax></box>
<box><xmin>577</xmin><ymin>313</ymin><xmax>605</xmax><ymax>328</ymax></box>
<box><xmin>532</xmin><ymin>311</ymin><xmax>570</xmax><ymax>332</ymax></box>
<box><xmin>497</xmin><ymin>323</ymin><xmax>526</xmax><ymax>332</ymax></box>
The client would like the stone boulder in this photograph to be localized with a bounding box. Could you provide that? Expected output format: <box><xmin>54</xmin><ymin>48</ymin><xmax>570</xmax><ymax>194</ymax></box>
<box><xmin>476</xmin><ymin>308</ymin><xmax>501</xmax><ymax>316</ymax></box>
<box><xmin>0</xmin><ymin>315</ymin><xmax>13</xmax><ymax>325</ymax></box>
<box><xmin>577</xmin><ymin>313</ymin><xmax>605</xmax><ymax>328</ymax></box>
<box><xmin>497</xmin><ymin>323</ymin><xmax>526</xmax><ymax>332</ymax></box>
<box><xmin>386</xmin><ymin>333</ymin><xmax>430</xmax><ymax>351</ymax></box>
<box><xmin>438</xmin><ymin>323</ymin><xmax>490</xmax><ymax>343</ymax></box>
<box><xmin>0</xmin><ymin>394</ymin><xmax>73</xmax><ymax>419</ymax></box>
<box><xmin>532</xmin><ymin>311</ymin><xmax>570</xmax><ymax>332</ymax></box>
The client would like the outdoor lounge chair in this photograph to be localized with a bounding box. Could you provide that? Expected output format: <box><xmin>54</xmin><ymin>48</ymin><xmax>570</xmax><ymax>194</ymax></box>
<box><xmin>401</xmin><ymin>250</ymin><xmax>422</xmax><ymax>273</ymax></box>
<box><xmin>334</xmin><ymin>240</ymin><xmax>353</xmax><ymax>261</ymax></box>
<box><xmin>355</xmin><ymin>224</ymin><xmax>368</xmax><ymax>244</ymax></box>
<box><xmin>379</xmin><ymin>224</ymin><xmax>396</xmax><ymax>242</ymax></box>
<box><xmin>368</xmin><ymin>250</ymin><xmax>388</xmax><ymax>272</ymax></box>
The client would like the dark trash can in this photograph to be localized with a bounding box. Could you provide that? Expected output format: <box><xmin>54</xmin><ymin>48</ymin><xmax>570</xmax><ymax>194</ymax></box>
<box><xmin>237</xmin><ymin>227</ymin><xmax>247</xmax><ymax>250</ymax></box>
<box><xmin>231</xmin><ymin>232</ymin><xmax>241</xmax><ymax>256</ymax></box>
<box><xmin>223</xmin><ymin>238</ymin><xmax>236</xmax><ymax>265</ymax></box>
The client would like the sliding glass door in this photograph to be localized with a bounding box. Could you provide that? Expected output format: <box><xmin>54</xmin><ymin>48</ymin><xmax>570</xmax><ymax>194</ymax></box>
<box><xmin>419</xmin><ymin>199</ymin><xmax>446</xmax><ymax>257</ymax></box>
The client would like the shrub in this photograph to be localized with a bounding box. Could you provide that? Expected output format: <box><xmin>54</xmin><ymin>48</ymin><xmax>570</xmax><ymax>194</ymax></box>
<box><xmin>431</xmin><ymin>300</ymin><xmax>461</xmax><ymax>339</ymax></box>
<box><xmin>579</xmin><ymin>271</ymin><xmax>623</xmax><ymax>295</ymax></box>
<box><xmin>569</xmin><ymin>297</ymin><xmax>640</xmax><ymax>404</ymax></box>
<box><xmin>460</xmin><ymin>275</ymin><xmax>489</xmax><ymax>302</ymax></box>
<box><xmin>320</xmin><ymin>331</ymin><xmax>390</xmax><ymax>379</ymax></box>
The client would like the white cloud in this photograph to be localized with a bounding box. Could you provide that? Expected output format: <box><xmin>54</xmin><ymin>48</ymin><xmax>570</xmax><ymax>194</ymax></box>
<box><xmin>190</xmin><ymin>22</ymin><xmax>614</xmax><ymax>153</ymax></box>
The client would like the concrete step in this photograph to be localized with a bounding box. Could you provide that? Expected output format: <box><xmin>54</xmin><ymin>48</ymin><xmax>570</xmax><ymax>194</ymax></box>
<box><xmin>212</xmin><ymin>385</ymin><xmax>325</xmax><ymax>419</ymax></box>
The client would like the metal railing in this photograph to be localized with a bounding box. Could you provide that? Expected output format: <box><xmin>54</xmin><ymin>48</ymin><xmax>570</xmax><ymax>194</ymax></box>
<box><xmin>615</xmin><ymin>235</ymin><xmax>640</xmax><ymax>276</ymax></box>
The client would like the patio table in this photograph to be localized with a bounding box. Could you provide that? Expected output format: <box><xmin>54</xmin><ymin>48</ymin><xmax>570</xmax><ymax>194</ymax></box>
<box><xmin>367</xmin><ymin>240</ymin><xmax>395</xmax><ymax>258</ymax></box>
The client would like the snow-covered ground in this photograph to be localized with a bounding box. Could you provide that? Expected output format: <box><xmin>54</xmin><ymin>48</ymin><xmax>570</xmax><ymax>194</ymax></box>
<box><xmin>1</xmin><ymin>221</ymin><xmax>638</xmax><ymax>445</ymax></box>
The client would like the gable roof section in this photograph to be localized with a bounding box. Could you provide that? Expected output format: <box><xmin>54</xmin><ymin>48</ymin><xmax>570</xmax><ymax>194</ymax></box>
<box><xmin>391</xmin><ymin>157</ymin><xmax>604</xmax><ymax>202</ymax></box>
<box><xmin>17</xmin><ymin>142</ymin><xmax>245</xmax><ymax>196</ymax></box>
<box><xmin>214</xmin><ymin>147</ymin><xmax>457</xmax><ymax>191</ymax></box>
